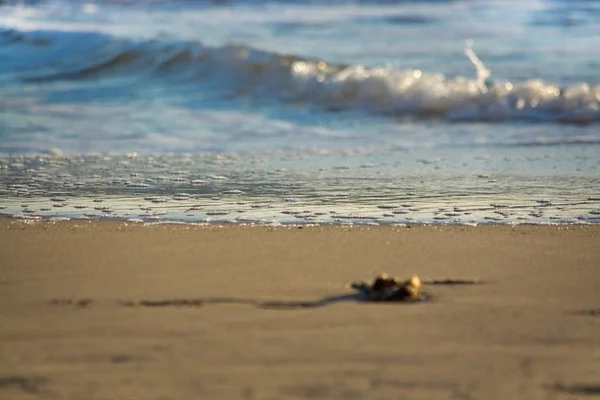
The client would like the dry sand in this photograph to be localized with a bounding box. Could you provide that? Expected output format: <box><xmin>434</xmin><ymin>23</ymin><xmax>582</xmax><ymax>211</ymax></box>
<box><xmin>0</xmin><ymin>219</ymin><xmax>599</xmax><ymax>400</ymax></box>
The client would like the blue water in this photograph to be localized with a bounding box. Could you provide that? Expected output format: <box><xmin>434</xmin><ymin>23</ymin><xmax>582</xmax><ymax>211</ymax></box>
<box><xmin>0</xmin><ymin>0</ymin><xmax>599</xmax><ymax>224</ymax></box>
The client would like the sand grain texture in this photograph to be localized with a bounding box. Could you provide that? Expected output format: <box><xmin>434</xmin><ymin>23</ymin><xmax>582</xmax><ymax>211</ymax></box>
<box><xmin>1</xmin><ymin>220</ymin><xmax>599</xmax><ymax>400</ymax></box>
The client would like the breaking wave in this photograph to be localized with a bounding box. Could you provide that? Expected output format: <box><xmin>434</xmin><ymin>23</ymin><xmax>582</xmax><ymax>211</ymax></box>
<box><xmin>2</xmin><ymin>28</ymin><xmax>600</xmax><ymax>124</ymax></box>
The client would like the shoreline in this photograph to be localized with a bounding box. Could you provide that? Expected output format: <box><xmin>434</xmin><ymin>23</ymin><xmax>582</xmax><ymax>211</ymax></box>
<box><xmin>1</xmin><ymin>219</ymin><xmax>599</xmax><ymax>399</ymax></box>
<box><xmin>3</xmin><ymin>213</ymin><xmax>600</xmax><ymax>227</ymax></box>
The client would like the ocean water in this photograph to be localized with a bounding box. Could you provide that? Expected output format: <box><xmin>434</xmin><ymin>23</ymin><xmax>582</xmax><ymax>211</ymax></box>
<box><xmin>0</xmin><ymin>0</ymin><xmax>599</xmax><ymax>225</ymax></box>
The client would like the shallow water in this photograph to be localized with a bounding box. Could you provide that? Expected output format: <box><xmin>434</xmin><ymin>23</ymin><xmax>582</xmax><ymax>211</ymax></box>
<box><xmin>0</xmin><ymin>0</ymin><xmax>599</xmax><ymax>224</ymax></box>
<box><xmin>1</xmin><ymin>150</ymin><xmax>599</xmax><ymax>225</ymax></box>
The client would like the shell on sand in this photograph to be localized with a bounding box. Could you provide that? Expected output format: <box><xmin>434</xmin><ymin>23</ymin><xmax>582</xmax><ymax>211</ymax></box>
<box><xmin>352</xmin><ymin>273</ymin><xmax>424</xmax><ymax>302</ymax></box>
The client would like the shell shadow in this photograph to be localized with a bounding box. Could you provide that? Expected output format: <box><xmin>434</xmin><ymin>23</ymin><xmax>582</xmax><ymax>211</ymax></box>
<box><xmin>118</xmin><ymin>292</ymin><xmax>433</xmax><ymax>310</ymax></box>
<box><xmin>258</xmin><ymin>292</ymin><xmax>433</xmax><ymax>309</ymax></box>
<box><xmin>256</xmin><ymin>293</ymin><xmax>368</xmax><ymax>309</ymax></box>
<box><xmin>53</xmin><ymin>277</ymin><xmax>486</xmax><ymax>310</ymax></box>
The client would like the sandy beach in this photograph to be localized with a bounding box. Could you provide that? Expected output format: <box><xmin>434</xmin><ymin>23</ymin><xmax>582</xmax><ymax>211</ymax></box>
<box><xmin>0</xmin><ymin>219</ymin><xmax>599</xmax><ymax>400</ymax></box>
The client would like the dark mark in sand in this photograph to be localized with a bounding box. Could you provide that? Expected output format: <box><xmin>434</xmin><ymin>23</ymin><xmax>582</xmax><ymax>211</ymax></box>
<box><xmin>48</xmin><ymin>298</ymin><xmax>92</xmax><ymax>308</ymax></box>
<box><xmin>0</xmin><ymin>376</ymin><xmax>47</xmax><ymax>394</ymax></box>
<box><xmin>549</xmin><ymin>383</ymin><xmax>600</xmax><ymax>396</ymax></box>
<box><xmin>119</xmin><ymin>299</ymin><xmax>204</xmax><ymax>307</ymax></box>
<box><xmin>569</xmin><ymin>309</ymin><xmax>600</xmax><ymax>317</ymax></box>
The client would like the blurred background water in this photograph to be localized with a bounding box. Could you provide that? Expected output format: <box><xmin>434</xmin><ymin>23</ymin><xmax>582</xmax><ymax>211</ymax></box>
<box><xmin>0</xmin><ymin>0</ymin><xmax>599</xmax><ymax>224</ymax></box>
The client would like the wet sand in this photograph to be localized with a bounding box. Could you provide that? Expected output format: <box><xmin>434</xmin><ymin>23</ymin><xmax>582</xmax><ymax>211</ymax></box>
<box><xmin>0</xmin><ymin>219</ymin><xmax>599</xmax><ymax>400</ymax></box>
